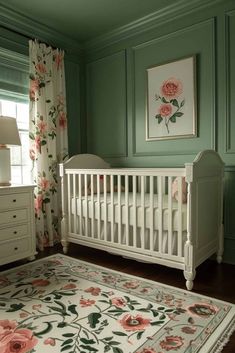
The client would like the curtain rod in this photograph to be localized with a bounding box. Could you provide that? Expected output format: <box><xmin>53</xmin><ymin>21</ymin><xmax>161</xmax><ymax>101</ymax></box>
<box><xmin>0</xmin><ymin>24</ymin><xmax>60</xmax><ymax>50</ymax></box>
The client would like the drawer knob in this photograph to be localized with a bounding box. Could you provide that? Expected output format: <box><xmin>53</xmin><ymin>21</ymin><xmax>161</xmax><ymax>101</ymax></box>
<box><xmin>13</xmin><ymin>215</ymin><xmax>17</xmax><ymax>218</ymax></box>
<box><xmin>14</xmin><ymin>247</ymin><xmax>18</xmax><ymax>251</ymax></box>
<box><xmin>14</xmin><ymin>231</ymin><xmax>17</xmax><ymax>234</ymax></box>
<box><xmin>13</xmin><ymin>199</ymin><xmax>16</xmax><ymax>203</ymax></box>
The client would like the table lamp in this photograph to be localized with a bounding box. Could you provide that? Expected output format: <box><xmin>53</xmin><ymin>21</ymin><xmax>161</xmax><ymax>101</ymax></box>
<box><xmin>0</xmin><ymin>116</ymin><xmax>21</xmax><ymax>186</ymax></box>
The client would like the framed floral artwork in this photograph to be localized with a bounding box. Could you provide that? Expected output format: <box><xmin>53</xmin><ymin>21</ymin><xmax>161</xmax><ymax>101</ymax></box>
<box><xmin>146</xmin><ymin>56</ymin><xmax>197</xmax><ymax>141</ymax></box>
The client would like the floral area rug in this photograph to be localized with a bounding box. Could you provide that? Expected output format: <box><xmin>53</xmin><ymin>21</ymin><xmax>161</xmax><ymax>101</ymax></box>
<box><xmin>0</xmin><ymin>254</ymin><xmax>234</xmax><ymax>353</ymax></box>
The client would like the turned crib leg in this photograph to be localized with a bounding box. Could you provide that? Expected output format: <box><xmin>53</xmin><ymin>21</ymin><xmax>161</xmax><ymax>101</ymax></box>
<box><xmin>61</xmin><ymin>239</ymin><xmax>68</xmax><ymax>254</ymax></box>
<box><xmin>61</xmin><ymin>209</ymin><xmax>69</xmax><ymax>254</ymax></box>
<box><xmin>184</xmin><ymin>181</ymin><xmax>196</xmax><ymax>290</ymax></box>
<box><xmin>184</xmin><ymin>239</ymin><xmax>196</xmax><ymax>290</ymax></box>
<box><xmin>184</xmin><ymin>269</ymin><xmax>196</xmax><ymax>291</ymax></box>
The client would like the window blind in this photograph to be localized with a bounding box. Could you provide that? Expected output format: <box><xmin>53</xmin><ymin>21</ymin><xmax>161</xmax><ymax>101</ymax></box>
<box><xmin>0</xmin><ymin>47</ymin><xmax>29</xmax><ymax>102</ymax></box>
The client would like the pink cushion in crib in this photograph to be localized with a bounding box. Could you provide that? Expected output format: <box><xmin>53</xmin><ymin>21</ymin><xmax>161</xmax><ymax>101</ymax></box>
<box><xmin>171</xmin><ymin>177</ymin><xmax>187</xmax><ymax>203</ymax></box>
<box><xmin>87</xmin><ymin>175</ymin><xmax>111</xmax><ymax>194</ymax></box>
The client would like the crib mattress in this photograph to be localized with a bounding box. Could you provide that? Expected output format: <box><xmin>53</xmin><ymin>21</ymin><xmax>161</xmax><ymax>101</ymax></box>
<box><xmin>71</xmin><ymin>193</ymin><xmax>187</xmax><ymax>231</ymax></box>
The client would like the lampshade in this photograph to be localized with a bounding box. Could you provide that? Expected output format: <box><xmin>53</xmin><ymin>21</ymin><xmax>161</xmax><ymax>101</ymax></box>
<box><xmin>0</xmin><ymin>116</ymin><xmax>21</xmax><ymax>186</ymax></box>
<box><xmin>0</xmin><ymin>116</ymin><xmax>21</xmax><ymax>146</ymax></box>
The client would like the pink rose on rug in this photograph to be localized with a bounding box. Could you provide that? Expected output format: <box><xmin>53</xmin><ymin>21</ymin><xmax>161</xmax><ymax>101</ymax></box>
<box><xmin>62</xmin><ymin>283</ymin><xmax>77</xmax><ymax>290</ymax></box>
<box><xmin>19</xmin><ymin>313</ymin><xmax>28</xmax><ymax>319</ymax></box>
<box><xmin>181</xmin><ymin>326</ymin><xmax>197</xmax><ymax>334</ymax></box>
<box><xmin>0</xmin><ymin>320</ymin><xmax>17</xmax><ymax>336</ymax></box>
<box><xmin>32</xmin><ymin>304</ymin><xmax>42</xmax><ymax>311</ymax></box>
<box><xmin>160</xmin><ymin>335</ymin><xmax>184</xmax><ymax>351</ymax></box>
<box><xmin>49</xmin><ymin>259</ymin><xmax>63</xmax><ymax>265</ymax></box>
<box><xmin>0</xmin><ymin>327</ymin><xmax>38</xmax><ymax>353</ymax></box>
<box><xmin>119</xmin><ymin>314</ymin><xmax>150</xmax><ymax>331</ymax></box>
<box><xmin>84</xmin><ymin>287</ymin><xmax>101</xmax><ymax>296</ymax></box>
<box><xmin>44</xmin><ymin>337</ymin><xmax>56</xmax><ymax>346</ymax></box>
<box><xmin>111</xmin><ymin>297</ymin><xmax>126</xmax><ymax>308</ymax></box>
<box><xmin>160</xmin><ymin>77</ymin><xmax>183</xmax><ymax>100</ymax></box>
<box><xmin>123</xmin><ymin>280</ymin><xmax>140</xmax><ymax>289</ymax></box>
<box><xmin>102</xmin><ymin>275</ymin><xmax>116</xmax><ymax>284</ymax></box>
<box><xmin>80</xmin><ymin>298</ymin><xmax>96</xmax><ymax>307</ymax></box>
<box><xmin>31</xmin><ymin>279</ymin><xmax>50</xmax><ymax>287</ymax></box>
<box><xmin>0</xmin><ymin>277</ymin><xmax>10</xmax><ymax>287</ymax></box>
<box><xmin>187</xmin><ymin>302</ymin><xmax>218</xmax><ymax>318</ymax></box>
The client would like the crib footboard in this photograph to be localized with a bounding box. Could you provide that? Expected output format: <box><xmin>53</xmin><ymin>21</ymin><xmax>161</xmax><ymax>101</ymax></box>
<box><xmin>183</xmin><ymin>150</ymin><xmax>224</xmax><ymax>290</ymax></box>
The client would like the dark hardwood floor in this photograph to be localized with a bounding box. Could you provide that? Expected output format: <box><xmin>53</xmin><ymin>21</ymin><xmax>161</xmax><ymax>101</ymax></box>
<box><xmin>1</xmin><ymin>243</ymin><xmax>235</xmax><ymax>352</ymax></box>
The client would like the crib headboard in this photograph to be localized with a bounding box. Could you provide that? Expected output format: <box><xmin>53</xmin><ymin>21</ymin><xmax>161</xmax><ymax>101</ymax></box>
<box><xmin>61</xmin><ymin>153</ymin><xmax>110</xmax><ymax>170</ymax></box>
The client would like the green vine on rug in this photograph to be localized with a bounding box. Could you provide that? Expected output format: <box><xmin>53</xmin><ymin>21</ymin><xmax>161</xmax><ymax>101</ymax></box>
<box><xmin>0</xmin><ymin>285</ymin><xmax>175</xmax><ymax>353</ymax></box>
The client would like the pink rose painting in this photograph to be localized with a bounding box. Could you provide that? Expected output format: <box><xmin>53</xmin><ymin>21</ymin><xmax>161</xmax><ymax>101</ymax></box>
<box><xmin>146</xmin><ymin>56</ymin><xmax>196</xmax><ymax>140</ymax></box>
<box><xmin>155</xmin><ymin>77</ymin><xmax>185</xmax><ymax>134</ymax></box>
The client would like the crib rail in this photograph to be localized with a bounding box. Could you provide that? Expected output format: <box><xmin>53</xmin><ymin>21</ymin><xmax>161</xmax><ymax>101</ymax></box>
<box><xmin>63</xmin><ymin>168</ymin><xmax>187</xmax><ymax>262</ymax></box>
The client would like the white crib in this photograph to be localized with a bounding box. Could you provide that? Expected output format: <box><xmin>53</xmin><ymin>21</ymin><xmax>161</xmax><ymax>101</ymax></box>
<box><xmin>59</xmin><ymin>150</ymin><xmax>224</xmax><ymax>290</ymax></box>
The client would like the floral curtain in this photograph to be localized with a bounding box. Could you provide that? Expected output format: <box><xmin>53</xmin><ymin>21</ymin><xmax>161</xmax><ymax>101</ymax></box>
<box><xmin>29</xmin><ymin>40</ymin><xmax>68</xmax><ymax>251</ymax></box>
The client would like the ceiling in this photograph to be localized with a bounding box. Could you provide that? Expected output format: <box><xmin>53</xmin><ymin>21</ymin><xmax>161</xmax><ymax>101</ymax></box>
<box><xmin>1</xmin><ymin>0</ymin><xmax>178</xmax><ymax>43</ymax></box>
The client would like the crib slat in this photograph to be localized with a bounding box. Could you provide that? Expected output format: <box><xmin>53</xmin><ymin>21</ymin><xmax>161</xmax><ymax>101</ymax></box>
<box><xmin>84</xmin><ymin>174</ymin><xmax>88</xmax><ymax>237</ymax></box>
<box><xmin>150</xmin><ymin>176</ymin><xmax>154</xmax><ymax>251</ymax></box>
<box><xmin>97</xmin><ymin>174</ymin><xmax>101</xmax><ymax>240</ymax></box>
<box><xmin>104</xmin><ymin>175</ymin><xmax>107</xmax><ymax>242</ymax></box>
<box><xmin>68</xmin><ymin>174</ymin><xmax>72</xmax><ymax>234</ymax></box>
<box><xmin>118</xmin><ymin>175</ymin><xmax>121</xmax><ymax>245</ymax></box>
<box><xmin>73</xmin><ymin>174</ymin><xmax>77</xmax><ymax>234</ymax></box>
<box><xmin>168</xmin><ymin>176</ymin><xmax>173</xmax><ymax>255</ymax></box>
<box><xmin>177</xmin><ymin>177</ymin><xmax>183</xmax><ymax>257</ymax></box>
<box><xmin>91</xmin><ymin>175</ymin><xmax>95</xmax><ymax>238</ymax></box>
<box><xmin>133</xmin><ymin>175</ymin><xmax>137</xmax><ymax>248</ymax></box>
<box><xmin>110</xmin><ymin>175</ymin><xmax>114</xmax><ymax>243</ymax></box>
<box><xmin>78</xmin><ymin>174</ymin><xmax>82</xmax><ymax>234</ymax></box>
<box><xmin>158</xmin><ymin>176</ymin><xmax>163</xmax><ymax>254</ymax></box>
<box><xmin>141</xmin><ymin>176</ymin><xmax>145</xmax><ymax>249</ymax></box>
<box><xmin>124</xmin><ymin>175</ymin><xmax>129</xmax><ymax>245</ymax></box>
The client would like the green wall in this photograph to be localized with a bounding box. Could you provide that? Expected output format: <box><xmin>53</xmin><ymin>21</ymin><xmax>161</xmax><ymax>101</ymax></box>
<box><xmin>84</xmin><ymin>0</ymin><xmax>235</xmax><ymax>264</ymax></box>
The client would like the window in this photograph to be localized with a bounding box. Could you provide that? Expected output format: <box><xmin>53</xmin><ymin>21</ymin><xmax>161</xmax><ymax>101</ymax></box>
<box><xmin>0</xmin><ymin>98</ymin><xmax>32</xmax><ymax>185</ymax></box>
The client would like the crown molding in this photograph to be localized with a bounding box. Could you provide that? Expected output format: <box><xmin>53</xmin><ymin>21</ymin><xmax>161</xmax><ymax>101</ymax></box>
<box><xmin>0</xmin><ymin>4</ymin><xmax>84</xmax><ymax>60</ymax></box>
<box><xmin>84</xmin><ymin>0</ymin><xmax>225</xmax><ymax>54</ymax></box>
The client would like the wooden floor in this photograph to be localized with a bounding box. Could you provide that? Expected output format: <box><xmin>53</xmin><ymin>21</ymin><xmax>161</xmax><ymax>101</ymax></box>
<box><xmin>1</xmin><ymin>243</ymin><xmax>235</xmax><ymax>352</ymax></box>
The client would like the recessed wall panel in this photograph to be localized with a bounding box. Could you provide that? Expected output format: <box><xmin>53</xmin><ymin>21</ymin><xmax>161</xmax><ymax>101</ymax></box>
<box><xmin>86</xmin><ymin>51</ymin><xmax>127</xmax><ymax>157</ymax></box>
<box><xmin>133</xmin><ymin>19</ymin><xmax>215</xmax><ymax>156</ymax></box>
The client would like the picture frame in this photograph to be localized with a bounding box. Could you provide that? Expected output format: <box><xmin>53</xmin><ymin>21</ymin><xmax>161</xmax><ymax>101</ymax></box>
<box><xmin>146</xmin><ymin>55</ymin><xmax>197</xmax><ymax>141</ymax></box>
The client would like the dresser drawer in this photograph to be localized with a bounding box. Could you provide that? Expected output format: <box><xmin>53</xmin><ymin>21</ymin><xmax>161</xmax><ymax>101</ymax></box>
<box><xmin>0</xmin><ymin>193</ymin><xmax>30</xmax><ymax>210</ymax></box>
<box><xmin>0</xmin><ymin>224</ymin><xmax>29</xmax><ymax>241</ymax></box>
<box><xmin>0</xmin><ymin>237</ymin><xmax>30</xmax><ymax>260</ymax></box>
<box><xmin>0</xmin><ymin>209</ymin><xmax>28</xmax><ymax>226</ymax></box>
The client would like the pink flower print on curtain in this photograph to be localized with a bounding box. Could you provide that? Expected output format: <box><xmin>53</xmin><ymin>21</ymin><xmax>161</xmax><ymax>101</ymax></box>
<box><xmin>29</xmin><ymin>40</ymin><xmax>68</xmax><ymax>251</ymax></box>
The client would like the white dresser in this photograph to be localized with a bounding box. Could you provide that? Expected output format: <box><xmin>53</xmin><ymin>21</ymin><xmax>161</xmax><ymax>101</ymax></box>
<box><xmin>0</xmin><ymin>185</ymin><xmax>36</xmax><ymax>266</ymax></box>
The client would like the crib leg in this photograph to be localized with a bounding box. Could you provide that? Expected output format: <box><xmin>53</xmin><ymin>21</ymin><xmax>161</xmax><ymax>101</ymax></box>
<box><xmin>217</xmin><ymin>223</ymin><xmax>224</xmax><ymax>264</ymax></box>
<box><xmin>61</xmin><ymin>239</ymin><xmax>69</xmax><ymax>254</ymax></box>
<box><xmin>61</xmin><ymin>215</ymin><xmax>69</xmax><ymax>254</ymax></box>
<box><xmin>184</xmin><ymin>240</ymin><xmax>196</xmax><ymax>290</ymax></box>
<box><xmin>184</xmin><ymin>270</ymin><xmax>196</xmax><ymax>291</ymax></box>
